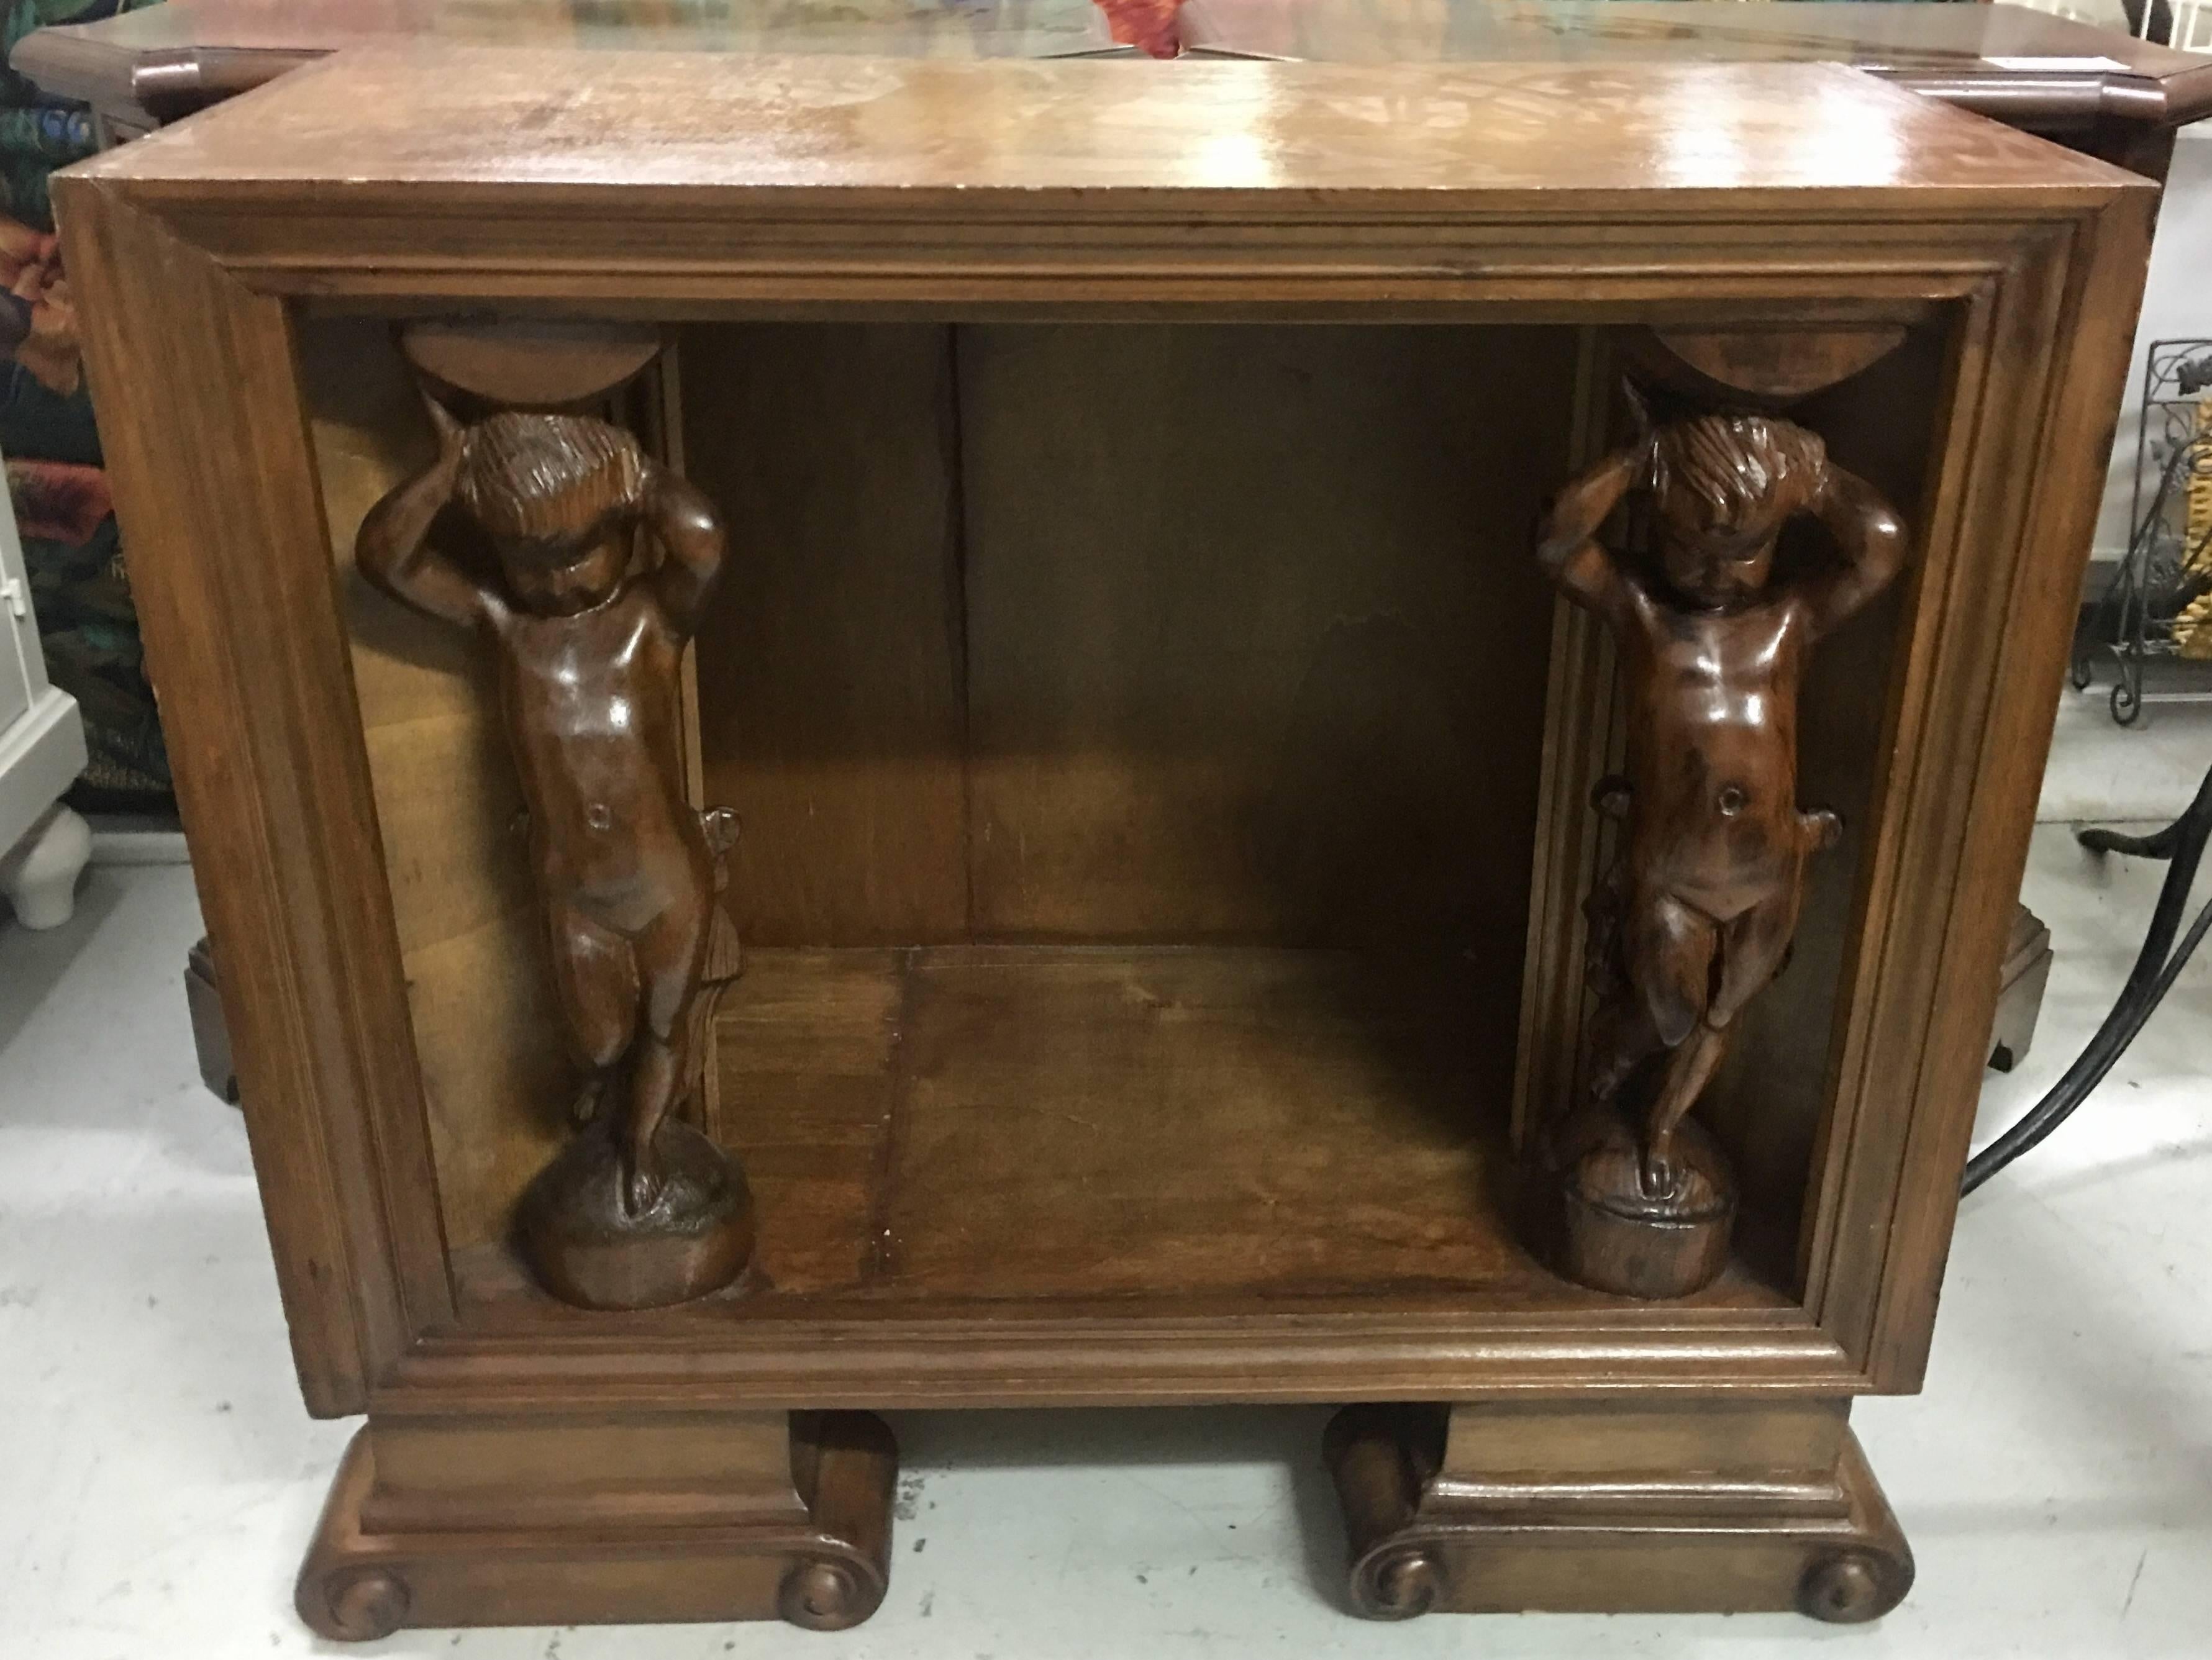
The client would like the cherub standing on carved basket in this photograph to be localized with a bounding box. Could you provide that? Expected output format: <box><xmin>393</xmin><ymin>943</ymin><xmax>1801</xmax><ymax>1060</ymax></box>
<box><xmin>1534</xmin><ymin>402</ymin><xmax>1909</xmax><ymax>1299</ymax></box>
<box><xmin>358</xmin><ymin>392</ymin><xmax>752</xmax><ymax>1312</ymax></box>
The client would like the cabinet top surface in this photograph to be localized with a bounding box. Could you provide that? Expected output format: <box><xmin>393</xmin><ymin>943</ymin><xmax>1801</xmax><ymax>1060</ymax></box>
<box><xmin>27</xmin><ymin>7</ymin><xmax>2203</xmax><ymax>158</ymax></box>
<box><xmin>74</xmin><ymin>46</ymin><xmax>2141</xmax><ymax>206</ymax></box>
<box><xmin>25</xmin><ymin>1</ymin><xmax>2208</xmax><ymax>79</ymax></box>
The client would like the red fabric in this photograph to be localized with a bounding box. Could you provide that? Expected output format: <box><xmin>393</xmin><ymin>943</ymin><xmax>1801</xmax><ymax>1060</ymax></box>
<box><xmin>1093</xmin><ymin>0</ymin><xmax>1185</xmax><ymax>58</ymax></box>
<box><xmin>7</xmin><ymin>458</ymin><xmax>112</xmax><ymax>545</ymax></box>
<box><xmin>0</xmin><ymin>218</ymin><xmax>80</xmax><ymax>398</ymax></box>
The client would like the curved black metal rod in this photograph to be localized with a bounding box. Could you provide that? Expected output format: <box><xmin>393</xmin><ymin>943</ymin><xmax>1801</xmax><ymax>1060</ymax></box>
<box><xmin>2078</xmin><ymin>817</ymin><xmax>2189</xmax><ymax>861</ymax></box>
<box><xmin>1962</xmin><ymin>761</ymin><xmax>2212</xmax><ymax>1197</ymax></box>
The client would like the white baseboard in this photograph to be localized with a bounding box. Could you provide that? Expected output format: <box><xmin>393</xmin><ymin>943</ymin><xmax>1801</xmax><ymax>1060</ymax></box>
<box><xmin>86</xmin><ymin>815</ymin><xmax>191</xmax><ymax>866</ymax></box>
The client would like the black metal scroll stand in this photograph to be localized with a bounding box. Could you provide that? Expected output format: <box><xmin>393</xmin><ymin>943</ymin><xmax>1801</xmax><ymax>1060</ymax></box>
<box><xmin>1964</xmin><ymin>760</ymin><xmax>2212</xmax><ymax>1195</ymax></box>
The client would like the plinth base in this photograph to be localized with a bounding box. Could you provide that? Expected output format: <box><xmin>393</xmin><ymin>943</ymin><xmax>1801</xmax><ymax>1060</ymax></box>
<box><xmin>516</xmin><ymin>1118</ymin><xmax>755</xmax><ymax>1310</ymax></box>
<box><xmin>297</xmin><ymin>1410</ymin><xmax>895</xmax><ymax>1639</ymax></box>
<box><xmin>1326</xmin><ymin>1399</ymin><xmax>1913</xmax><ymax>1622</ymax></box>
<box><xmin>1557</xmin><ymin>1115</ymin><xmax>1736</xmax><ymax>1300</ymax></box>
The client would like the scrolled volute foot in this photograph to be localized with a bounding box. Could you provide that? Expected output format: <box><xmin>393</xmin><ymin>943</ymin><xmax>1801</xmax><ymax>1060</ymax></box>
<box><xmin>1350</xmin><ymin>1543</ymin><xmax>1443</xmax><ymax>1621</ymax></box>
<box><xmin>314</xmin><ymin>1567</ymin><xmax>411</xmax><ymax>1641</ymax></box>
<box><xmin>1799</xmin><ymin>1546</ymin><xmax>1911</xmax><ymax>1624</ymax></box>
<box><xmin>778</xmin><ymin>1552</ymin><xmax>885</xmax><ymax>1631</ymax></box>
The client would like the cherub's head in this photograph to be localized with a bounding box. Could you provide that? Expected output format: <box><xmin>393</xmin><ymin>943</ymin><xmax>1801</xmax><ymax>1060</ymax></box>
<box><xmin>455</xmin><ymin>413</ymin><xmax>647</xmax><ymax>615</ymax></box>
<box><xmin>1647</xmin><ymin>414</ymin><xmax>1827</xmax><ymax>609</ymax></box>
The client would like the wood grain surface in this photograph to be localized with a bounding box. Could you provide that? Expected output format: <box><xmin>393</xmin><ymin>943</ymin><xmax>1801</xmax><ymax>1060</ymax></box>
<box><xmin>960</xmin><ymin>322</ymin><xmax>1568</xmax><ymax>945</ymax></box>
<box><xmin>24</xmin><ymin>2</ymin><xmax>2211</xmax><ymax>158</ymax></box>
<box><xmin>54</xmin><ymin>47</ymin><xmax>2153</xmax><ymax>1421</ymax></box>
<box><xmin>77</xmin><ymin>48</ymin><xmax>2128</xmax><ymax>201</ymax></box>
<box><xmin>299</xmin><ymin>319</ymin><xmax>568</xmax><ymax>1256</ymax></box>
<box><xmin>458</xmin><ymin>944</ymin><xmax>1790</xmax><ymax>1311</ymax></box>
<box><xmin>682</xmin><ymin>322</ymin><xmax>970</xmax><ymax>948</ymax></box>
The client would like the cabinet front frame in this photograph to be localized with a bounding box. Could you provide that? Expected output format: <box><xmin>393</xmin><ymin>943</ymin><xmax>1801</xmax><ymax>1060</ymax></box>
<box><xmin>56</xmin><ymin>171</ymin><xmax>2152</xmax><ymax>1415</ymax></box>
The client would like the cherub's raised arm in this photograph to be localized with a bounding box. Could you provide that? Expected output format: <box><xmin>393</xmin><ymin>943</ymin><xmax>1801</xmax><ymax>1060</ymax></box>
<box><xmin>1536</xmin><ymin>445</ymin><xmax>1643</xmax><ymax>624</ymax></box>
<box><xmin>640</xmin><ymin>465</ymin><xmax>727</xmax><ymax>637</ymax></box>
<box><xmin>356</xmin><ymin>396</ymin><xmax>496</xmax><ymax>631</ymax></box>
<box><xmin>1800</xmin><ymin>463</ymin><xmax>1909</xmax><ymax>638</ymax></box>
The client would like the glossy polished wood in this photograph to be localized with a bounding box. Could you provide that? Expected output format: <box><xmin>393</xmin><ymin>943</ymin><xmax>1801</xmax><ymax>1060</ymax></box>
<box><xmin>1327</xmin><ymin>1399</ymin><xmax>1913</xmax><ymax>1620</ymax></box>
<box><xmin>298</xmin><ymin>1410</ymin><xmax>896</xmax><ymax>1638</ymax></box>
<box><xmin>20</xmin><ymin>2</ymin><xmax>2212</xmax><ymax>149</ymax></box>
<box><xmin>73</xmin><ymin>48</ymin><xmax>2135</xmax><ymax>206</ymax></box>
<box><xmin>58</xmin><ymin>42</ymin><xmax>2154</xmax><ymax>1391</ymax></box>
<box><xmin>53</xmin><ymin>39</ymin><xmax>2157</xmax><ymax>1635</ymax></box>
<box><xmin>435</xmin><ymin>944</ymin><xmax>1799</xmax><ymax>1321</ymax></box>
<box><xmin>357</xmin><ymin>365</ymin><xmax>753</xmax><ymax>1308</ymax></box>
<box><xmin>1190</xmin><ymin>1</ymin><xmax>2212</xmax><ymax>130</ymax></box>
<box><xmin>1536</xmin><ymin>407</ymin><xmax>1909</xmax><ymax>1298</ymax></box>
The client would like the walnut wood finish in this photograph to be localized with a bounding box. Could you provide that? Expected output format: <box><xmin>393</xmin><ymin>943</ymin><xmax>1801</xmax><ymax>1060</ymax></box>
<box><xmin>297</xmin><ymin>1410</ymin><xmax>895</xmax><ymax>1638</ymax></box>
<box><xmin>53</xmin><ymin>43</ymin><xmax>2156</xmax><ymax>1634</ymax></box>
<box><xmin>1327</xmin><ymin>1399</ymin><xmax>1911</xmax><ymax>1621</ymax></box>
<box><xmin>1534</xmin><ymin>404</ymin><xmax>1911</xmax><ymax>1298</ymax></box>
<box><xmin>444</xmin><ymin>945</ymin><xmax>1798</xmax><ymax>1319</ymax></box>
<box><xmin>303</xmin><ymin>318</ymin><xmax>568</xmax><ymax>1258</ymax></box>
<box><xmin>355</xmin><ymin>335</ymin><xmax>752</xmax><ymax>1309</ymax></box>
<box><xmin>1619</xmin><ymin>324</ymin><xmax>1913</xmax><ymax>412</ymax></box>
<box><xmin>183</xmin><ymin>934</ymin><xmax>237</xmax><ymax>1103</ymax></box>
<box><xmin>400</xmin><ymin>317</ymin><xmax>666</xmax><ymax>411</ymax></box>
<box><xmin>19</xmin><ymin>3</ymin><xmax>2212</xmax><ymax>173</ymax></box>
<box><xmin>1990</xmin><ymin>904</ymin><xmax>2056</xmax><ymax>1073</ymax></box>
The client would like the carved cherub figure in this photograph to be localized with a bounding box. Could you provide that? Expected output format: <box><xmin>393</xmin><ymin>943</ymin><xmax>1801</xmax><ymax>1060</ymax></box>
<box><xmin>1537</xmin><ymin>410</ymin><xmax>1908</xmax><ymax>1202</ymax></box>
<box><xmin>359</xmin><ymin>397</ymin><xmax>734</xmax><ymax>1216</ymax></box>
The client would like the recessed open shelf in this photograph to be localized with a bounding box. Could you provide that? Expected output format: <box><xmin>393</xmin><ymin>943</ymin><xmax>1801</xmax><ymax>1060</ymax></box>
<box><xmin>452</xmin><ymin>945</ymin><xmax>1795</xmax><ymax>1322</ymax></box>
<box><xmin>360</xmin><ymin>312</ymin><xmax>1897</xmax><ymax>1333</ymax></box>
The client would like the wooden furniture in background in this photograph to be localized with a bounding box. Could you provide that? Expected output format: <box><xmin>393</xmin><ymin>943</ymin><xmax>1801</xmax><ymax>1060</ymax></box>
<box><xmin>52</xmin><ymin>30</ymin><xmax>2162</xmax><ymax>1641</ymax></box>
<box><xmin>21</xmin><ymin>1</ymin><xmax>2212</xmax><ymax>171</ymax></box>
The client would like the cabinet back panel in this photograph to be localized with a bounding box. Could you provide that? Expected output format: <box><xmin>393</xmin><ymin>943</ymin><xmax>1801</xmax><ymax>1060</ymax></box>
<box><xmin>687</xmin><ymin>322</ymin><xmax>1576</xmax><ymax>955</ymax></box>
<box><xmin>682</xmin><ymin>322</ymin><xmax>971</xmax><ymax>947</ymax></box>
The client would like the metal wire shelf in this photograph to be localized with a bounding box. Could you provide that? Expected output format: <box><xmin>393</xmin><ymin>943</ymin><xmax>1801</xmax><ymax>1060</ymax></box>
<box><xmin>2071</xmin><ymin>337</ymin><xmax>2212</xmax><ymax>725</ymax></box>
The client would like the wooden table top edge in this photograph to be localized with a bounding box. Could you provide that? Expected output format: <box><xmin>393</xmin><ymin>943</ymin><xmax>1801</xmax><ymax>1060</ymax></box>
<box><xmin>17</xmin><ymin>2</ymin><xmax>2212</xmax><ymax>132</ymax></box>
<box><xmin>49</xmin><ymin>50</ymin><xmax>2156</xmax><ymax>212</ymax></box>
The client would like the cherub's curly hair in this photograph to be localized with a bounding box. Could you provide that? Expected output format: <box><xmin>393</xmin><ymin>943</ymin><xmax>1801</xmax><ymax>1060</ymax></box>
<box><xmin>1649</xmin><ymin>414</ymin><xmax>1826</xmax><ymax>525</ymax></box>
<box><xmin>456</xmin><ymin>413</ymin><xmax>646</xmax><ymax>547</ymax></box>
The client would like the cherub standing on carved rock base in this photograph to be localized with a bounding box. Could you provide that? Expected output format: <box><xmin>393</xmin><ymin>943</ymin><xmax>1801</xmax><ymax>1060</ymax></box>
<box><xmin>1534</xmin><ymin>407</ymin><xmax>1909</xmax><ymax>1299</ymax></box>
<box><xmin>358</xmin><ymin>392</ymin><xmax>752</xmax><ymax>1311</ymax></box>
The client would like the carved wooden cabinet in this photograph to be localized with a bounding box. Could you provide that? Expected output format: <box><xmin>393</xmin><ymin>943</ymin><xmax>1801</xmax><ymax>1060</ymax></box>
<box><xmin>57</xmin><ymin>41</ymin><xmax>2155</xmax><ymax>1638</ymax></box>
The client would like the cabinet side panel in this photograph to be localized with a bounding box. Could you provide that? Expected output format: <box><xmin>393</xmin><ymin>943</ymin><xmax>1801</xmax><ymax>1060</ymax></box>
<box><xmin>1702</xmin><ymin>324</ymin><xmax>1946</xmax><ymax>1270</ymax></box>
<box><xmin>57</xmin><ymin>186</ymin><xmax>456</xmax><ymax>1411</ymax></box>
<box><xmin>1845</xmin><ymin>199</ymin><xmax>2159</xmax><ymax>1388</ymax></box>
<box><xmin>1509</xmin><ymin>327</ymin><xmax>1619</xmax><ymax>1151</ymax></box>
<box><xmin>296</xmin><ymin>317</ymin><xmax>567</xmax><ymax>1254</ymax></box>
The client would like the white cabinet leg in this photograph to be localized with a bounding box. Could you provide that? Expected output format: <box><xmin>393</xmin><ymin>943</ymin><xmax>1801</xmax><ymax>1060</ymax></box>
<box><xmin>1</xmin><ymin>803</ymin><xmax>91</xmax><ymax>928</ymax></box>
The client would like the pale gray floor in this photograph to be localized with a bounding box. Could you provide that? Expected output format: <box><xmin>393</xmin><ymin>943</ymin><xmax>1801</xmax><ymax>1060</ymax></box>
<box><xmin>2</xmin><ymin>685</ymin><xmax>2210</xmax><ymax>1659</ymax></box>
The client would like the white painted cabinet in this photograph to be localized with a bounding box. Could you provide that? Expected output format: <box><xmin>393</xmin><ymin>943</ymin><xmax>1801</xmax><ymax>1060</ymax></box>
<box><xmin>0</xmin><ymin>447</ymin><xmax>91</xmax><ymax>928</ymax></box>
